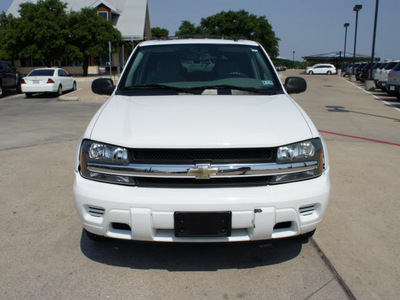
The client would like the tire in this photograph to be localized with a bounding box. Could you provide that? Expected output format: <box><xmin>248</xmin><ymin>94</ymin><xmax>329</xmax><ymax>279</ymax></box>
<box><xmin>56</xmin><ymin>85</ymin><xmax>62</xmax><ymax>97</ymax></box>
<box><xmin>327</xmin><ymin>71</ymin><xmax>332</xmax><ymax>75</ymax></box>
<box><xmin>25</xmin><ymin>93</ymin><xmax>33</xmax><ymax>98</ymax></box>
<box><xmin>16</xmin><ymin>82</ymin><xmax>22</xmax><ymax>93</ymax></box>
<box><xmin>72</xmin><ymin>81</ymin><xmax>77</xmax><ymax>91</ymax></box>
<box><xmin>308</xmin><ymin>71</ymin><xmax>313</xmax><ymax>75</ymax></box>
<box><xmin>386</xmin><ymin>91</ymin><xmax>396</xmax><ymax>96</ymax></box>
<box><xmin>0</xmin><ymin>85</ymin><xmax>3</xmax><ymax>98</ymax></box>
<box><xmin>296</xmin><ymin>229</ymin><xmax>316</xmax><ymax>240</ymax></box>
<box><xmin>84</xmin><ymin>228</ymin><xmax>107</xmax><ymax>242</ymax></box>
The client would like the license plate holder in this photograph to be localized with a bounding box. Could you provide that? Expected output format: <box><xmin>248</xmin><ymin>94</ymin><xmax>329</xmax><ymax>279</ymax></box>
<box><xmin>174</xmin><ymin>212</ymin><xmax>232</xmax><ymax>237</ymax></box>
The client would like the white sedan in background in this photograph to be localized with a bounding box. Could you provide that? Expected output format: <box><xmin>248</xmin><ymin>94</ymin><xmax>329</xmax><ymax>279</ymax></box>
<box><xmin>21</xmin><ymin>68</ymin><xmax>76</xmax><ymax>98</ymax></box>
<box><xmin>306</xmin><ymin>64</ymin><xmax>336</xmax><ymax>75</ymax></box>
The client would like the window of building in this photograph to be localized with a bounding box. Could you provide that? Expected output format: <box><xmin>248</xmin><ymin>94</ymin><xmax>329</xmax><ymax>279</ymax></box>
<box><xmin>97</xmin><ymin>11</ymin><xmax>108</xmax><ymax>20</ymax></box>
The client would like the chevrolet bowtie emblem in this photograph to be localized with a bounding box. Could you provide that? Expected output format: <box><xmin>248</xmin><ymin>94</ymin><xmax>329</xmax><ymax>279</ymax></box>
<box><xmin>187</xmin><ymin>164</ymin><xmax>219</xmax><ymax>179</ymax></box>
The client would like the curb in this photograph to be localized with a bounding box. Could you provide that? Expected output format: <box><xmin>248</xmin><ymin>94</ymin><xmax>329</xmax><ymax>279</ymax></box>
<box><xmin>58</xmin><ymin>96</ymin><xmax>79</xmax><ymax>101</ymax></box>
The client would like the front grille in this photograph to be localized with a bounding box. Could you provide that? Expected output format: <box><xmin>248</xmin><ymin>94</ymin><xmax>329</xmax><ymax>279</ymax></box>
<box><xmin>128</xmin><ymin>148</ymin><xmax>276</xmax><ymax>187</ymax></box>
<box><xmin>136</xmin><ymin>176</ymin><xmax>271</xmax><ymax>188</ymax></box>
<box><xmin>132</xmin><ymin>148</ymin><xmax>274</xmax><ymax>164</ymax></box>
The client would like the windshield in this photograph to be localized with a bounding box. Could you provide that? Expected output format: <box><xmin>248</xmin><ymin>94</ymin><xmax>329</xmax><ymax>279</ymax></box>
<box><xmin>117</xmin><ymin>43</ymin><xmax>282</xmax><ymax>95</ymax></box>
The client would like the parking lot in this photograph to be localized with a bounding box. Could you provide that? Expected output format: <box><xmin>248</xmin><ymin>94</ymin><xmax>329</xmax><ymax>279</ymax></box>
<box><xmin>1</xmin><ymin>70</ymin><xmax>399</xmax><ymax>299</ymax></box>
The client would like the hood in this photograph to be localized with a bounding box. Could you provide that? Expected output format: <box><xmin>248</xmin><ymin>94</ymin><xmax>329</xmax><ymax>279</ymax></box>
<box><xmin>89</xmin><ymin>94</ymin><xmax>314</xmax><ymax>148</ymax></box>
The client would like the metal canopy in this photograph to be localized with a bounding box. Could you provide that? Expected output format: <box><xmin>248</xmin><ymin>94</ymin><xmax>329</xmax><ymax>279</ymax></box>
<box><xmin>302</xmin><ymin>51</ymin><xmax>370</xmax><ymax>62</ymax></box>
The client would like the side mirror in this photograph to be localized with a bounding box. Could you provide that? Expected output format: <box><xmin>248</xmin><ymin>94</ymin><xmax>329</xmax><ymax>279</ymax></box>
<box><xmin>284</xmin><ymin>76</ymin><xmax>307</xmax><ymax>94</ymax></box>
<box><xmin>92</xmin><ymin>78</ymin><xmax>115</xmax><ymax>95</ymax></box>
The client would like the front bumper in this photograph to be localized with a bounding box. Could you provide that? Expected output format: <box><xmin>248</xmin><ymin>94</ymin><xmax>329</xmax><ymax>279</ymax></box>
<box><xmin>73</xmin><ymin>169</ymin><xmax>330</xmax><ymax>242</ymax></box>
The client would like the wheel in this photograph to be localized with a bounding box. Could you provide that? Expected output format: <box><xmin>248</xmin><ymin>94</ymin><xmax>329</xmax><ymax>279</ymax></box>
<box><xmin>0</xmin><ymin>85</ymin><xmax>3</xmax><ymax>98</ymax></box>
<box><xmin>25</xmin><ymin>93</ymin><xmax>33</xmax><ymax>98</ymax></box>
<box><xmin>72</xmin><ymin>81</ymin><xmax>77</xmax><ymax>91</ymax></box>
<box><xmin>56</xmin><ymin>85</ymin><xmax>63</xmax><ymax>97</ymax></box>
<box><xmin>327</xmin><ymin>71</ymin><xmax>332</xmax><ymax>75</ymax></box>
<box><xmin>84</xmin><ymin>228</ymin><xmax>107</xmax><ymax>242</ymax></box>
<box><xmin>308</xmin><ymin>71</ymin><xmax>313</xmax><ymax>75</ymax></box>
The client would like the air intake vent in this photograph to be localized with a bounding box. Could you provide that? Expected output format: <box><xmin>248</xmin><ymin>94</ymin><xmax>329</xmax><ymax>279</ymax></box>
<box><xmin>88</xmin><ymin>206</ymin><xmax>105</xmax><ymax>218</ymax></box>
<box><xmin>299</xmin><ymin>205</ymin><xmax>315</xmax><ymax>216</ymax></box>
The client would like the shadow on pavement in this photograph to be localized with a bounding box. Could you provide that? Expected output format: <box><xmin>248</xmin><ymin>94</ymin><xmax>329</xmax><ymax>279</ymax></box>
<box><xmin>80</xmin><ymin>230</ymin><xmax>305</xmax><ymax>271</ymax></box>
<box><xmin>326</xmin><ymin>105</ymin><xmax>400</xmax><ymax>122</ymax></box>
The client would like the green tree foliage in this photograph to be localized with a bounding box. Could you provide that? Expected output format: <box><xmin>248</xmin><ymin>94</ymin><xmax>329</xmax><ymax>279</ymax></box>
<box><xmin>16</xmin><ymin>0</ymin><xmax>69</xmax><ymax>64</ymax></box>
<box><xmin>67</xmin><ymin>8</ymin><xmax>121</xmax><ymax>76</ymax></box>
<box><xmin>151</xmin><ymin>27</ymin><xmax>169</xmax><ymax>38</ymax></box>
<box><xmin>175</xmin><ymin>10</ymin><xmax>280</xmax><ymax>58</ymax></box>
<box><xmin>0</xmin><ymin>12</ymin><xmax>18</xmax><ymax>60</ymax></box>
<box><xmin>0</xmin><ymin>0</ymin><xmax>122</xmax><ymax>75</ymax></box>
<box><xmin>175</xmin><ymin>20</ymin><xmax>203</xmax><ymax>36</ymax></box>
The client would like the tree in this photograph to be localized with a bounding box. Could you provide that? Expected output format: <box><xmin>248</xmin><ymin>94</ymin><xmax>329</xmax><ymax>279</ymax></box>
<box><xmin>0</xmin><ymin>12</ymin><xmax>18</xmax><ymax>61</ymax></box>
<box><xmin>15</xmin><ymin>0</ymin><xmax>69</xmax><ymax>65</ymax></box>
<box><xmin>175</xmin><ymin>20</ymin><xmax>203</xmax><ymax>36</ymax></box>
<box><xmin>67</xmin><ymin>8</ymin><xmax>122</xmax><ymax>76</ymax></box>
<box><xmin>0</xmin><ymin>0</ymin><xmax>122</xmax><ymax>75</ymax></box>
<box><xmin>175</xmin><ymin>10</ymin><xmax>280</xmax><ymax>58</ymax></box>
<box><xmin>151</xmin><ymin>27</ymin><xmax>169</xmax><ymax>38</ymax></box>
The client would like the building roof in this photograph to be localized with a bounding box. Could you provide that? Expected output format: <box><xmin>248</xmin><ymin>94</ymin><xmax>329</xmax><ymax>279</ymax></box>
<box><xmin>6</xmin><ymin>0</ymin><xmax>150</xmax><ymax>41</ymax></box>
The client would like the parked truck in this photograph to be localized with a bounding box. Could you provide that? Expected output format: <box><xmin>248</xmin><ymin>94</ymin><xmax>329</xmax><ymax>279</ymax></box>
<box><xmin>0</xmin><ymin>61</ymin><xmax>21</xmax><ymax>98</ymax></box>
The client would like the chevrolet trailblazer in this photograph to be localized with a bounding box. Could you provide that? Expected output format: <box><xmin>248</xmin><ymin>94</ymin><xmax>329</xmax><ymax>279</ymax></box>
<box><xmin>73</xmin><ymin>38</ymin><xmax>330</xmax><ymax>242</ymax></box>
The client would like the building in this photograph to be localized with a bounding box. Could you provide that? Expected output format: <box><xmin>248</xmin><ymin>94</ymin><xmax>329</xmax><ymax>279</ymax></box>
<box><xmin>6</xmin><ymin>0</ymin><xmax>151</xmax><ymax>75</ymax></box>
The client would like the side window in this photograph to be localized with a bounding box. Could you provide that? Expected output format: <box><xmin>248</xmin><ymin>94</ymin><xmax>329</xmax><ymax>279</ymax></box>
<box><xmin>5</xmin><ymin>63</ymin><xmax>12</xmax><ymax>72</ymax></box>
<box><xmin>58</xmin><ymin>70</ymin><xmax>68</xmax><ymax>77</ymax></box>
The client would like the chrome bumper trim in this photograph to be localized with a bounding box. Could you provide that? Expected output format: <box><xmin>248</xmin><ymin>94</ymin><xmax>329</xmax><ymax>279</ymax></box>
<box><xmin>87</xmin><ymin>161</ymin><xmax>318</xmax><ymax>179</ymax></box>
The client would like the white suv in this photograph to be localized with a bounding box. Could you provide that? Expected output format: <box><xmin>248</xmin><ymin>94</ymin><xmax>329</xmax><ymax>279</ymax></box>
<box><xmin>306</xmin><ymin>64</ymin><xmax>336</xmax><ymax>75</ymax></box>
<box><xmin>386</xmin><ymin>62</ymin><xmax>400</xmax><ymax>99</ymax></box>
<box><xmin>74</xmin><ymin>39</ymin><xmax>330</xmax><ymax>242</ymax></box>
<box><xmin>376</xmin><ymin>60</ymin><xmax>400</xmax><ymax>91</ymax></box>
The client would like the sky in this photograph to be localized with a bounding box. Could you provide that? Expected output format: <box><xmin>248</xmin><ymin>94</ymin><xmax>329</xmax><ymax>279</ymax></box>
<box><xmin>1</xmin><ymin>0</ymin><xmax>399</xmax><ymax>61</ymax></box>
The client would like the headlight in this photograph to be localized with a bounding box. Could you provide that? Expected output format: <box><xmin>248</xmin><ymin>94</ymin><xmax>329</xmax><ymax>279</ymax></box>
<box><xmin>271</xmin><ymin>138</ymin><xmax>324</xmax><ymax>184</ymax></box>
<box><xmin>79</xmin><ymin>140</ymin><xmax>135</xmax><ymax>185</ymax></box>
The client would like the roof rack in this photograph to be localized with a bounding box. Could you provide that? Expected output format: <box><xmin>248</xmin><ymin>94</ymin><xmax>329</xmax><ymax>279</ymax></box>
<box><xmin>150</xmin><ymin>35</ymin><xmax>248</xmax><ymax>41</ymax></box>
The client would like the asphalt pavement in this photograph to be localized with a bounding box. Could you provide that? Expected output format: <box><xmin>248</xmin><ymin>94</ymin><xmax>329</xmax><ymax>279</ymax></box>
<box><xmin>1</xmin><ymin>71</ymin><xmax>400</xmax><ymax>299</ymax></box>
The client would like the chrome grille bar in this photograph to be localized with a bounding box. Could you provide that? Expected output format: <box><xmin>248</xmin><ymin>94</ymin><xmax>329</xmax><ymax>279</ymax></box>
<box><xmin>87</xmin><ymin>161</ymin><xmax>318</xmax><ymax>179</ymax></box>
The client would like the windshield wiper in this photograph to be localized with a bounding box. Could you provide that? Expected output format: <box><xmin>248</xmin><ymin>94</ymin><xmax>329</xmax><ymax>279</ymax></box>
<box><xmin>190</xmin><ymin>85</ymin><xmax>278</xmax><ymax>95</ymax></box>
<box><xmin>121</xmin><ymin>84</ymin><xmax>197</xmax><ymax>94</ymax></box>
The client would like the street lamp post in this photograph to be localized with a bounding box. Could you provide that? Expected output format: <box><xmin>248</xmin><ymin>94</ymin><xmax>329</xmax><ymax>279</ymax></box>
<box><xmin>352</xmin><ymin>5</ymin><xmax>362</xmax><ymax>79</ymax></box>
<box><xmin>369</xmin><ymin>0</ymin><xmax>379</xmax><ymax>79</ymax></box>
<box><xmin>343</xmin><ymin>23</ymin><xmax>350</xmax><ymax>70</ymax></box>
<box><xmin>292</xmin><ymin>51</ymin><xmax>295</xmax><ymax>64</ymax></box>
